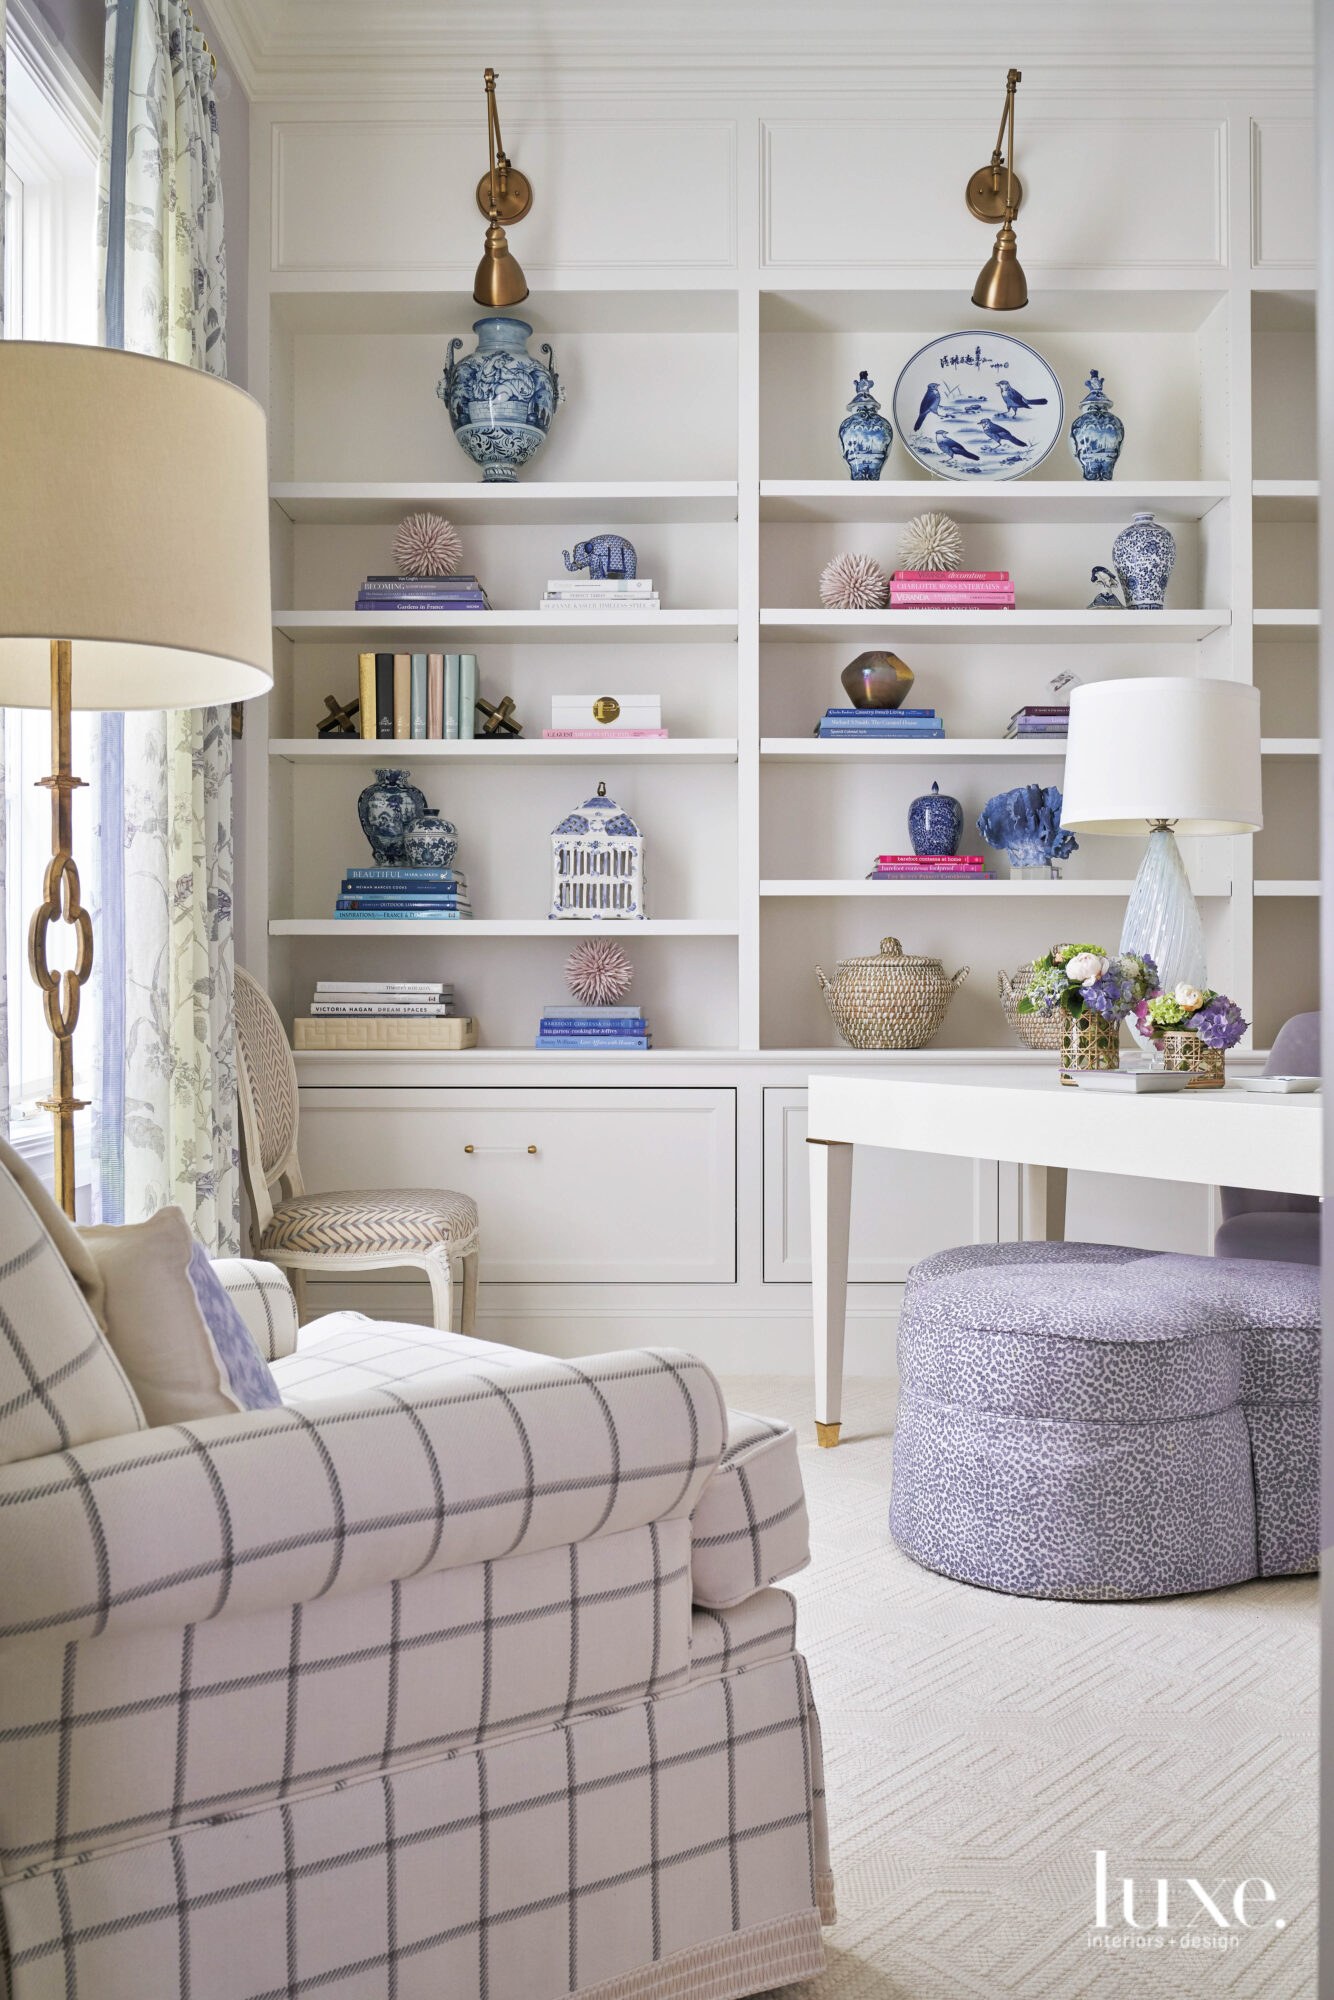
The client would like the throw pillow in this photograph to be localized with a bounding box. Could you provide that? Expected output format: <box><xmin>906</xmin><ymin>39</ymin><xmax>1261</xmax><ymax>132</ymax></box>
<box><xmin>0</xmin><ymin>1145</ymin><xmax>145</xmax><ymax>1466</ymax></box>
<box><xmin>79</xmin><ymin>1208</ymin><xmax>283</xmax><ymax>1425</ymax></box>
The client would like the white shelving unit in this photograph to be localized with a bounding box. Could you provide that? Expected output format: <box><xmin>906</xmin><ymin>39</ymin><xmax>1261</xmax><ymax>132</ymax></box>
<box><xmin>253</xmin><ymin>278</ymin><xmax>1319</xmax><ymax>1060</ymax></box>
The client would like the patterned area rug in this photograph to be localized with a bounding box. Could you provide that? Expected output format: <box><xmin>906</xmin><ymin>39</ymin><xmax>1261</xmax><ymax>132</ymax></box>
<box><xmin>716</xmin><ymin>1376</ymin><xmax>1318</xmax><ymax>2000</ymax></box>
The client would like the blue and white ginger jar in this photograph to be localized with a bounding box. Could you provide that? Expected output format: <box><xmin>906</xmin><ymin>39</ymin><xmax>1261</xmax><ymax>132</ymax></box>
<box><xmin>403</xmin><ymin>808</ymin><xmax>459</xmax><ymax>871</ymax></box>
<box><xmin>838</xmin><ymin>372</ymin><xmax>893</xmax><ymax>481</ymax></box>
<box><xmin>1112</xmin><ymin>510</ymin><xmax>1176</xmax><ymax>610</ymax></box>
<box><xmin>1068</xmin><ymin>370</ymin><xmax>1124</xmax><ymax>481</ymax></box>
<box><xmin>437</xmin><ymin>317</ymin><xmax>562</xmax><ymax>482</ymax></box>
<box><xmin>908</xmin><ymin>782</ymin><xmax>963</xmax><ymax>857</ymax></box>
<box><xmin>357</xmin><ymin>768</ymin><xmax>427</xmax><ymax>866</ymax></box>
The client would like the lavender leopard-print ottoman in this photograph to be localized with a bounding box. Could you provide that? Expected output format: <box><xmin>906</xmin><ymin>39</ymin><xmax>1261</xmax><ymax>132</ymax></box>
<box><xmin>889</xmin><ymin>1242</ymin><xmax>1319</xmax><ymax>1600</ymax></box>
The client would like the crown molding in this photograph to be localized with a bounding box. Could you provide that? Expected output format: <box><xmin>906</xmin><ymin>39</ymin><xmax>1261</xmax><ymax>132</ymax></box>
<box><xmin>202</xmin><ymin>0</ymin><xmax>1314</xmax><ymax>102</ymax></box>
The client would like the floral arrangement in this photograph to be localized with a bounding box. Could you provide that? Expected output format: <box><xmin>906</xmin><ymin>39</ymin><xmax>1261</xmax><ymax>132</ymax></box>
<box><xmin>1018</xmin><ymin>943</ymin><xmax>1159</xmax><ymax>1024</ymax></box>
<box><xmin>1134</xmin><ymin>982</ymin><xmax>1248</xmax><ymax>1051</ymax></box>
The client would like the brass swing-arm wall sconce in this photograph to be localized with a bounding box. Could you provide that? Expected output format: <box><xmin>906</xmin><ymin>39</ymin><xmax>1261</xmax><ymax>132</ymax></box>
<box><xmin>967</xmin><ymin>68</ymin><xmax>1028</xmax><ymax>312</ymax></box>
<box><xmin>474</xmin><ymin>68</ymin><xmax>532</xmax><ymax>309</ymax></box>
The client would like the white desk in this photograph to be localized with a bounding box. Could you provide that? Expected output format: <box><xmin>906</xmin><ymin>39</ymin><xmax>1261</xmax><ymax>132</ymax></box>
<box><xmin>806</xmin><ymin>1066</ymin><xmax>1323</xmax><ymax>1446</ymax></box>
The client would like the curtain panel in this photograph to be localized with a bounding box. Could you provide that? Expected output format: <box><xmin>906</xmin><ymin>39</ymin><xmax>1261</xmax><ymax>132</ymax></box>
<box><xmin>96</xmin><ymin>0</ymin><xmax>238</xmax><ymax>1250</ymax></box>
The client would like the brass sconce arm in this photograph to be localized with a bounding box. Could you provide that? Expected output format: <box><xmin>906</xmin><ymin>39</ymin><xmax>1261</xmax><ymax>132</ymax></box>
<box><xmin>965</xmin><ymin>68</ymin><xmax>1024</xmax><ymax>223</ymax></box>
<box><xmin>476</xmin><ymin>67</ymin><xmax>532</xmax><ymax>225</ymax></box>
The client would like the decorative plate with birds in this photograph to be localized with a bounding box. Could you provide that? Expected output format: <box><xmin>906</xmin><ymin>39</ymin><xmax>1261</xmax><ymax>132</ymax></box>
<box><xmin>892</xmin><ymin>332</ymin><xmax>1064</xmax><ymax>481</ymax></box>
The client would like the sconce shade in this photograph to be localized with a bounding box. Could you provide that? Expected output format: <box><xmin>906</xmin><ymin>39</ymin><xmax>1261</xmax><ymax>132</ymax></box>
<box><xmin>972</xmin><ymin>219</ymin><xmax>1029</xmax><ymax>311</ymax></box>
<box><xmin>473</xmin><ymin>217</ymin><xmax>530</xmax><ymax>308</ymax></box>
<box><xmin>1060</xmin><ymin>677</ymin><xmax>1263</xmax><ymax>836</ymax></box>
<box><xmin>0</xmin><ymin>342</ymin><xmax>272</xmax><ymax>708</ymax></box>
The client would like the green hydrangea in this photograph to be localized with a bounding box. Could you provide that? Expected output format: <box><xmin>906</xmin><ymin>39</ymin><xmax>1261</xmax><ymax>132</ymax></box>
<box><xmin>1146</xmin><ymin>993</ymin><xmax>1188</xmax><ymax>1027</ymax></box>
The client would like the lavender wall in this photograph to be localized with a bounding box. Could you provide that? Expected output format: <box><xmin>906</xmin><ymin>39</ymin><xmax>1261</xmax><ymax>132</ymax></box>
<box><xmin>28</xmin><ymin>0</ymin><xmax>250</xmax><ymax>387</ymax></box>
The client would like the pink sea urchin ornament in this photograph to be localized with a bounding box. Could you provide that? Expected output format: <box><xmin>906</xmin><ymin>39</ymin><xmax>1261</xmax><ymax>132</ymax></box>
<box><xmin>819</xmin><ymin>551</ymin><xmax>889</xmax><ymax>611</ymax></box>
<box><xmin>393</xmin><ymin>512</ymin><xmax>463</xmax><ymax>578</ymax></box>
<box><xmin>566</xmin><ymin>937</ymin><xmax>633</xmax><ymax>1007</ymax></box>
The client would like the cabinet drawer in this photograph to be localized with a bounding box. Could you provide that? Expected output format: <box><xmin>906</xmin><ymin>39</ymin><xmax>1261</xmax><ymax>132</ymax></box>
<box><xmin>297</xmin><ymin>1088</ymin><xmax>736</xmax><ymax>1283</ymax></box>
<box><xmin>763</xmin><ymin>1087</ymin><xmax>997</xmax><ymax>1283</ymax></box>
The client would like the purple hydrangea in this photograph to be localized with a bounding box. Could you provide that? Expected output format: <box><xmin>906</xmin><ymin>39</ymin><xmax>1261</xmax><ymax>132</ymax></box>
<box><xmin>1193</xmin><ymin>994</ymin><xmax>1247</xmax><ymax>1050</ymax></box>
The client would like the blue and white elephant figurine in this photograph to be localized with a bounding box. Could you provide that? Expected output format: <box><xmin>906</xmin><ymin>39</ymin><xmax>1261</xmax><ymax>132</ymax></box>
<box><xmin>563</xmin><ymin>534</ymin><xmax>638</xmax><ymax>580</ymax></box>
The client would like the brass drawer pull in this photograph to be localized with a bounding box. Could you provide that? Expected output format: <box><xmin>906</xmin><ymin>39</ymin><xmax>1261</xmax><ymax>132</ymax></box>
<box><xmin>464</xmin><ymin>1144</ymin><xmax>538</xmax><ymax>1154</ymax></box>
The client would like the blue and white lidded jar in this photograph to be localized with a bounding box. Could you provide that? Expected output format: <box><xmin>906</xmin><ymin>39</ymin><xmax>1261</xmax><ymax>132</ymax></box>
<box><xmin>1112</xmin><ymin>511</ymin><xmax>1176</xmax><ymax>610</ymax></box>
<box><xmin>356</xmin><ymin>769</ymin><xmax>427</xmax><ymax>866</ymax></box>
<box><xmin>403</xmin><ymin>808</ymin><xmax>459</xmax><ymax>872</ymax></box>
<box><xmin>907</xmin><ymin>782</ymin><xmax>963</xmax><ymax>857</ymax></box>
<box><xmin>838</xmin><ymin>372</ymin><xmax>894</xmax><ymax>481</ymax></box>
<box><xmin>1068</xmin><ymin>370</ymin><xmax>1124</xmax><ymax>481</ymax></box>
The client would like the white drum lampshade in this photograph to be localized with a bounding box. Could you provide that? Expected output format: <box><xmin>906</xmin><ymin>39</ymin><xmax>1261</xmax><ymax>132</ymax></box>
<box><xmin>1061</xmin><ymin>676</ymin><xmax>1262</xmax><ymax>1006</ymax></box>
<box><xmin>0</xmin><ymin>341</ymin><xmax>272</xmax><ymax>1216</ymax></box>
<box><xmin>0</xmin><ymin>342</ymin><xmax>273</xmax><ymax>707</ymax></box>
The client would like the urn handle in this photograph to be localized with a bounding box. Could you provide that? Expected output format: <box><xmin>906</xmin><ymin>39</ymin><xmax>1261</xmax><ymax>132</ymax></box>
<box><xmin>442</xmin><ymin>336</ymin><xmax>463</xmax><ymax>389</ymax></box>
<box><xmin>540</xmin><ymin>341</ymin><xmax>563</xmax><ymax>402</ymax></box>
<box><xmin>997</xmin><ymin>968</ymin><xmax>1015</xmax><ymax>1002</ymax></box>
<box><xmin>949</xmin><ymin>965</ymin><xmax>971</xmax><ymax>993</ymax></box>
<box><xmin>815</xmin><ymin>965</ymin><xmax>831</xmax><ymax>994</ymax></box>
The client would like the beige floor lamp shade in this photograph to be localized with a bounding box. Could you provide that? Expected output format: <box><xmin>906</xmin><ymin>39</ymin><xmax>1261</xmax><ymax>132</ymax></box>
<box><xmin>0</xmin><ymin>342</ymin><xmax>273</xmax><ymax>1214</ymax></box>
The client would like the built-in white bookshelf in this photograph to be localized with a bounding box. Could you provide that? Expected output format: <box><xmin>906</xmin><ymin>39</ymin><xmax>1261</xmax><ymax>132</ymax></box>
<box><xmin>254</xmin><ymin>278</ymin><xmax>1319</xmax><ymax>1059</ymax></box>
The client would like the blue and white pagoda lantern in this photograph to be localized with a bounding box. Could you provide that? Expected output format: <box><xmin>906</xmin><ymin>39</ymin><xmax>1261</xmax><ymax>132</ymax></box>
<box><xmin>550</xmin><ymin>783</ymin><xmax>646</xmax><ymax>920</ymax></box>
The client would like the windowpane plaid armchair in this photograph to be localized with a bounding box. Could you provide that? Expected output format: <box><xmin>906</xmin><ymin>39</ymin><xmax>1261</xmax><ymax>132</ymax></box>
<box><xmin>0</xmin><ymin>1268</ymin><xmax>833</xmax><ymax>1999</ymax></box>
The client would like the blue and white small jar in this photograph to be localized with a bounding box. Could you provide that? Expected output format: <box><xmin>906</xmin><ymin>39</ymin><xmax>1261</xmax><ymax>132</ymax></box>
<box><xmin>357</xmin><ymin>769</ymin><xmax>427</xmax><ymax>866</ymax></box>
<box><xmin>838</xmin><ymin>372</ymin><xmax>894</xmax><ymax>481</ymax></box>
<box><xmin>1112</xmin><ymin>511</ymin><xmax>1176</xmax><ymax>610</ymax></box>
<box><xmin>403</xmin><ymin>808</ymin><xmax>459</xmax><ymax>871</ymax></box>
<box><xmin>1068</xmin><ymin>370</ymin><xmax>1124</xmax><ymax>481</ymax></box>
<box><xmin>908</xmin><ymin>782</ymin><xmax>963</xmax><ymax>857</ymax></box>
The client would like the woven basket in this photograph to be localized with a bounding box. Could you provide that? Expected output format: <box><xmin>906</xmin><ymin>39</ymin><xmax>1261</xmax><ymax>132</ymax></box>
<box><xmin>1059</xmin><ymin>1009</ymin><xmax>1120</xmax><ymax>1084</ymax></box>
<box><xmin>816</xmin><ymin>935</ymin><xmax>968</xmax><ymax>1050</ymax></box>
<box><xmin>1160</xmin><ymin>1028</ymin><xmax>1225</xmax><ymax>1089</ymax></box>
<box><xmin>997</xmin><ymin>964</ymin><xmax>1062</xmax><ymax>1052</ymax></box>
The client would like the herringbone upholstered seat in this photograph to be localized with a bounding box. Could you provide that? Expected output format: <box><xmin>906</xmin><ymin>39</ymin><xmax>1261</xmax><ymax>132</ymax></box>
<box><xmin>235</xmin><ymin>967</ymin><xmax>480</xmax><ymax>1331</ymax></box>
<box><xmin>261</xmin><ymin>1186</ymin><xmax>478</xmax><ymax>1256</ymax></box>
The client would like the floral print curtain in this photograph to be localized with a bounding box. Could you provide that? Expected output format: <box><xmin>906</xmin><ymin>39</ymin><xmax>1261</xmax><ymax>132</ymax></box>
<box><xmin>0</xmin><ymin>0</ymin><xmax>8</xmax><ymax>1145</ymax></box>
<box><xmin>96</xmin><ymin>0</ymin><xmax>238</xmax><ymax>1250</ymax></box>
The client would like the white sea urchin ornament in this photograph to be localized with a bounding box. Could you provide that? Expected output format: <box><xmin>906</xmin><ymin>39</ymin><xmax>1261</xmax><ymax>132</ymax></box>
<box><xmin>566</xmin><ymin>937</ymin><xmax>634</xmax><ymax>1006</ymax></box>
<box><xmin>393</xmin><ymin>512</ymin><xmax>463</xmax><ymax>578</ymax></box>
<box><xmin>818</xmin><ymin>552</ymin><xmax>889</xmax><ymax>611</ymax></box>
<box><xmin>897</xmin><ymin>512</ymin><xmax>963</xmax><ymax>573</ymax></box>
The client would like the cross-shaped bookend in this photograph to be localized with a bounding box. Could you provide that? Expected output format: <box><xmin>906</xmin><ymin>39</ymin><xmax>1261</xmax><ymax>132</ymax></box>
<box><xmin>476</xmin><ymin>694</ymin><xmax>522</xmax><ymax>738</ymax></box>
<box><xmin>317</xmin><ymin>693</ymin><xmax>361</xmax><ymax>735</ymax></box>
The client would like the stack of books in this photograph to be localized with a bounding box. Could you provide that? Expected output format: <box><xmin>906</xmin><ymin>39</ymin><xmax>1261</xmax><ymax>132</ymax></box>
<box><xmin>310</xmin><ymin>980</ymin><xmax>455</xmax><ymax>1017</ymax></box>
<box><xmin>535</xmin><ymin>1003</ymin><xmax>651</xmax><ymax>1050</ymax></box>
<box><xmin>1004</xmin><ymin>703</ymin><xmax>1070</xmax><ymax>739</ymax></box>
<box><xmin>540</xmin><ymin>577</ymin><xmax>660</xmax><ymax>614</ymax></box>
<box><xmin>293</xmin><ymin>981</ymin><xmax>478</xmax><ymax>1052</ymax></box>
<box><xmin>545</xmin><ymin>694</ymin><xmax>666</xmax><ymax>741</ymax></box>
<box><xmin>817</xmin><ymin>707</ymin><xmax>944</xmax><ymax>740</ymax></box>
<box><xmin>889</xmin><ymin>569</ymin><xmax>1015</xmax><ymax>610</ymax></box>
<box><xmin>359</xmin><ymin>652</ymin><xmax>477</xmax><ymax>740</ymax></box>
<box><xmin>334</xmin><ymin>864</ymin><xmax>473</xmax><ymax>921</ymax></box>
<box><xmin>866</xmin><ymin>854</ymin><xmax>994</xmax><ymax>882</ymax></box>
<box><xmin>355</xmin><ymin>573</ymin><xmax>490</xmax><ymax>612</ymax></box>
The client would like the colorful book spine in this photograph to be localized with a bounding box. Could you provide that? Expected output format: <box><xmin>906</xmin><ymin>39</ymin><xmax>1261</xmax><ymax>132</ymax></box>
<box><xmin>336</xmin><ymin>898</ymin><xmax>472</xmax><ymax>912</ymax></box>
<box><xmin>344</xmin><ymin>867</ymin><xmax>465</xmax><ymax>884</ymax></box>
<box><xmin>536</xmin><ymin>1036</ymin><xmax>652</xmax><ymax>1049</ymax></box>
<box><xmin>410</xmin><ymin>654</ymin><xmax>428</xmax><ymax>738</ymax></box>
<box><xmin>427</xmin><ymin>653</ymin><xmax>444</xmax><ymax>737</ymax></box>
<box><xmin>392</xmin><ymin>654</ymin><xmax>410</xmax><ymax>738</ymax></box>
<box><xmin>310</xmin><ymin>1002</ymin><xmax>455</xmax><ymax>1016</ymax></box>
<box><xmin>375</xmin><ymin>653</ymin><xmax>394</xmax><ymax>739</ymax></box>
<box><xmin>540</xmin><ymin>1005</ymin><xmax>644</xmax><ymax>1017</ymax></box>
<box><xmin>893</xmin><ymin>570</ymin><xmax>1010</xmax><ymax>581</ymax></box>
<box><xmin>542</xmin><ymin>729</ymin><xmax>670</xmax><ymax>740</ymax></box>
<box><xmin>1012</xmin><ymin>706</ymin><xmax>1071</xmax><ymax>718</ymax></box>
<box><xmin>362</xmin><ymin>574</ymin><xmax>484</xmax><ymax>586</ymax></box>
<box><xmin>445</xmin><ymin>655</ymin><xmax>461</xmax><ymax>740</ymax></box>
<box><xmin>459</xmin><ymin>654</ymin><xmax>477</xmax><ymax>742</ymax></box>
<box><xmin>358</xmin><ymin>653</ymin><xmax>375</xmax><ymax>739</ymax></box>
<box><xmin>823</xmin><ymin>708</ymin><xmax>936</xmax><ymax>719</ymax></box>
<box><xmin>334</xmin><ymin>910</ymin><xmax>474</xmax><ymax>921</ymax></box>
<box><xmin>316</xmin><ymin>981</ymin><xmax>451</xmax><ymax>993</ymax></box>
<box><xmin>540</xmin><ymin>1020</ymin><xmax>648</xmax><ymax>1034</ymax></box>
<box><xmin>875</xmin><ymin>855</ymin><xmax>984</xmax><ymax>866</ymax></box>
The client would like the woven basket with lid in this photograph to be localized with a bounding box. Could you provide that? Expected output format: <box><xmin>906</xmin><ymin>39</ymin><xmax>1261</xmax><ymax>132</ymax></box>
<box><xmin>816</xmin><ymin>935</ymin><xmax>969</xmax><ymax>1050</ymax></box>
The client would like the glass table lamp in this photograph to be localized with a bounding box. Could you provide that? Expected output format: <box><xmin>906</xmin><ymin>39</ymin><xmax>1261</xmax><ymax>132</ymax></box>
<box><xmin>1059</xmin><ymin>676</ymin><xmax>1262</xmax><ymax>1009</ymax></box>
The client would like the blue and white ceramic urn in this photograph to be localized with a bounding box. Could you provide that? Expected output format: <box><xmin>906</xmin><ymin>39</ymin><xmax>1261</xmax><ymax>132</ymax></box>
<box><xmin>1068</xmin><ymin>370</ymin><xmax>1124</xmax><ymax>481</ymax></box>
<box><xmin>908</xmin><ymin>782</ymin><xmax>963</xmax><ymax>857</ymax></box>
<box><xmin>403</xmin><ymin>808</ymin><xmax>459</xmax><ymax>872</ymax></box>
<box><xmin>1112</xmin><ymin>510</ymin><xmax>1176</xmax><ymax>610</ymax></box>
<box><xmin>838</xmin><ymin>371</ymin><xmax>894</xmax><ymax>481</ymax></box>
<box><xmin>357</xmin><ymin>768</ymin><xmax>427</xmax><ymax>866</ymax></box>
<box><xmin>437</xmin><ymin>317</ymin><xmax>561</xmax><ymax>482</ymax></box>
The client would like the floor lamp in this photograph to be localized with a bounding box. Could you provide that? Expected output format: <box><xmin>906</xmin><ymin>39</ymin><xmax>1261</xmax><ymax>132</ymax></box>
<box><xmin>1060</xmin><ymin>675</ymin><xmax>1262</xmax><ymax>1008</ymax></box>
<box><xmin>0</xmin><ymin>343</ymin><xmax>272</xmax><ymax>1217</ymax></box>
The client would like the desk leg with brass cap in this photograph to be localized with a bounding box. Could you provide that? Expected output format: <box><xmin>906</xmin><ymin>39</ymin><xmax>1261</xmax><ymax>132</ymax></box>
<box><xmin>28</xmin><ymin>640</ymin><xmax>93</xmax><ymax>1221</ymax></box>
<box><xmin>808</xmin><ymin>1135</ymin><xmax>853</xmax><ymax>1446</ymax></box>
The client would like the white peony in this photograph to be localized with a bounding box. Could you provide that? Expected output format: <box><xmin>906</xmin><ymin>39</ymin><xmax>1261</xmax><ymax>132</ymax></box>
<box><xmin>1065</xmin><ymin>952</ymin><xmax>1109</xmax><ymax>985</ymax></box>
<box><xmin>1174</xmin><ymin>983</ymin><xmax>1204</xmax><ymax>1010</ymax></box>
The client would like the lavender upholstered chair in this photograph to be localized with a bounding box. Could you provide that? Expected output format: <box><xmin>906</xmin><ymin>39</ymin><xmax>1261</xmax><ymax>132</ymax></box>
<box><xmin>890</xmin><ymin>1241</ymin><xmax>1319</xmax><ymax>1600</ymax></box>
<box><xmin>1215</xmin><ymin>1012</ymin><xmax>1320</xmax><ymax>1266</ymax></box>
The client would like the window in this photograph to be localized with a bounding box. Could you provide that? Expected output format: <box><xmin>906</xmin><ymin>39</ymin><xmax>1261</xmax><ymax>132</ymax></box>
<box><xmin>2</xmin><ymin>6</ymin><xmax>100</xmax><ymax>1174</ymax></box>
